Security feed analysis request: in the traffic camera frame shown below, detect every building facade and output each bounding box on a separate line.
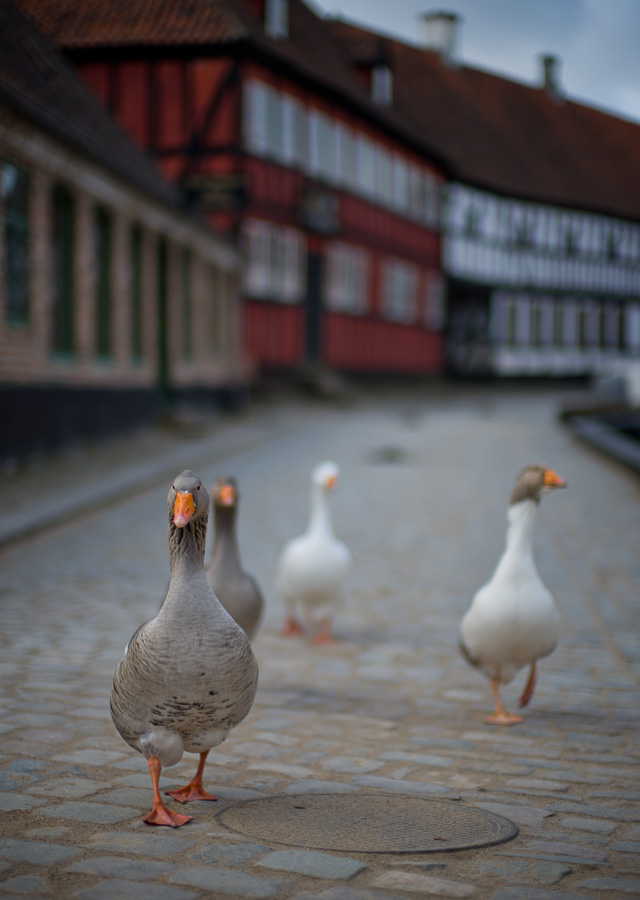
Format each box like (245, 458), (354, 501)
(331, 13), (640, 378)
(19, 0), (448, 378)
(0, 2), (246, 462)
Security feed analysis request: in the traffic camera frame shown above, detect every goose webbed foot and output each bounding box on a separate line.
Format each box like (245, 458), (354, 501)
(145, 756), (192, 827)
(166, 750), (217, 804)
(485, 677), (523, 726)
(145, 803), (193, 827)
(310, 625), (338, 645)
(518, 662), (537, 708)
(281, 616), (304, 637)
(166, 784), (217, 804)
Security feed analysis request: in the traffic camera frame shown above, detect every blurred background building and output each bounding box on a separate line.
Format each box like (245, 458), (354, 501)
(3, 0), (640, 459)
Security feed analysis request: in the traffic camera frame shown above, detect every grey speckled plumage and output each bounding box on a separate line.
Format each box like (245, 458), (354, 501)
(205, 477), (264, 641)
(110, 470), (258, 825)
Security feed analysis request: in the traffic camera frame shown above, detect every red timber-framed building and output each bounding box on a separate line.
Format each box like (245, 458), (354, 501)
(19, 0), (448, 378)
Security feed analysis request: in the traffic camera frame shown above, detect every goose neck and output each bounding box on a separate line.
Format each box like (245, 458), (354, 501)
(168, 513), (208, 575)
(211, 504), (241, 568)
(308, 483), (333, 538)
(502, 499), (538, 566)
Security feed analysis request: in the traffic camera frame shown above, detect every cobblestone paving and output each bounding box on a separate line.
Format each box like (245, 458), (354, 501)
(0, 386), (639, 899)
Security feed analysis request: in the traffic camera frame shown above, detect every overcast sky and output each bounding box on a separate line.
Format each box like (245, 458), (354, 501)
(317, 0), (640, 123)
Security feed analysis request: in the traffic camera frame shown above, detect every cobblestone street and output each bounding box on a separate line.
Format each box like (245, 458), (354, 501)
(0, 385), (639, 900)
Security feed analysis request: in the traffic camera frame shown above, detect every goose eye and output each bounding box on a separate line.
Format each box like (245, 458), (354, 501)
(172, 484), (176, 491)
(197, 485), (201, 491)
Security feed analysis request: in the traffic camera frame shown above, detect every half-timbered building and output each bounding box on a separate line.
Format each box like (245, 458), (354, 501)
(331, 13), (640, 378)
(18, 0), (448, 377)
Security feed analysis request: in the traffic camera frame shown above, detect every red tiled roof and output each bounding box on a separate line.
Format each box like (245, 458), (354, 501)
(330, 19), (640, 222)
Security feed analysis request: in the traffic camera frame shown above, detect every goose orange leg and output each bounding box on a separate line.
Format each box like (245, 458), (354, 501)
(144, 757), (192, 827)
(166, 750), (217, 803)
(519, 662), (538, 708)
(281, 615), (303, 637)
(484, 677), (523, 726)
(311, 622), (338, 645)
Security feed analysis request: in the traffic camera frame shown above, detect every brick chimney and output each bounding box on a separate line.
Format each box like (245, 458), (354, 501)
(422, 10), (460, 63)
(540, 54), (561, 96)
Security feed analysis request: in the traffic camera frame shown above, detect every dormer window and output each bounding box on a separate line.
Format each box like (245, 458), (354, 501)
(372, 64), (393, 105)
(265, 0), (288, 39)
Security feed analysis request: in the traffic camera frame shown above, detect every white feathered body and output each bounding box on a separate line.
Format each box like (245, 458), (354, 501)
(276, 465), (352, 631)
(460, 500), (560, 685)
(277, 530), (351, 628)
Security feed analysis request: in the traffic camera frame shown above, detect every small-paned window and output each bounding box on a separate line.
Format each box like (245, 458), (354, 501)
(381, 258), (418, 323)
(372, 65), (393, 105)
(2, 161), (30, 324)
(324, 242), (369, 315)
(51, 184), (75, 356)
(243, 80), (268, 155)
(266, 85), (283, 160)
(392, 156), (409, 215)
(243, 219), (305, 303)
(424, 272), (445, 330)
(130, 224), (144, 362)
(376, 147), (393, 207)
(336, 123), (356, 188)
(356, 135), (376, 199)
(265, 0), (288, 39)
(95, 205), (113, 358)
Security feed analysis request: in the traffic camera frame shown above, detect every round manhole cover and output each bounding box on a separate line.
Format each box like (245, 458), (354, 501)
(217, 793), (518, 854)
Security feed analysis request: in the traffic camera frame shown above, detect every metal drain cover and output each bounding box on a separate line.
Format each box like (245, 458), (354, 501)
(217, 793), (518, 854)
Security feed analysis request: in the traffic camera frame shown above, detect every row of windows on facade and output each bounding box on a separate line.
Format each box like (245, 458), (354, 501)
(447, 238), (639, 299)
(1, 159), (224, 362)
(450, 186), (640, 262)
(242, 218), (445, 330)
(243, 80), (440, 227)
(491, 293), (640, 351)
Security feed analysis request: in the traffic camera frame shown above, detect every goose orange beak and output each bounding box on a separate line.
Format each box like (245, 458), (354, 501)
(326, 475), (338, 490)
(174, 491), (195, 527)
(219, 484), (235, 505)
(543, 469), (566, 489)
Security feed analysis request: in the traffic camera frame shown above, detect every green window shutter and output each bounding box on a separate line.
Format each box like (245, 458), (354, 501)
(51, 184), (75, 355)
(2, 161), (30, 324)
(130, 224), (144, 362)
(95, 206), (112, 358)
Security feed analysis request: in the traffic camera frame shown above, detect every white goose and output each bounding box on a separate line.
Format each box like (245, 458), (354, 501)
(276, 461), (352, 644)
(110, 470), (258, 826)
(459, 465), (566, 725)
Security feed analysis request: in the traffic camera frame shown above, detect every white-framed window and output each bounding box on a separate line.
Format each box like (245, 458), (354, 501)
(336, 122), (356, 188)
(423, 271), (445, 330)
(356, 134), (376, 199)
(265, 85), (282, 160)
(408, 164), (423, 221)
(424, 172), (439, 226)
(281, 94), (296, 164)
(243, 79), (268, 155)
(381, 258), (418, 323)
(536, 297), (555, 345)
(603, 303), (621, 347)
(392, 155), (409, 215)
(624, 303), (640, 350)
(376, 146), (393, 207)
(562, 299), (579, 346)
(282, 94), (307, 168)
(243, 219), (306, 303)
(324, 242), (369, 315)
(372, 64), (393, 105)
(514, 296), (531, 345)
(492, 292), (512, 344)
(265, 0), (288, 39)
(318, 112), (336, 182)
